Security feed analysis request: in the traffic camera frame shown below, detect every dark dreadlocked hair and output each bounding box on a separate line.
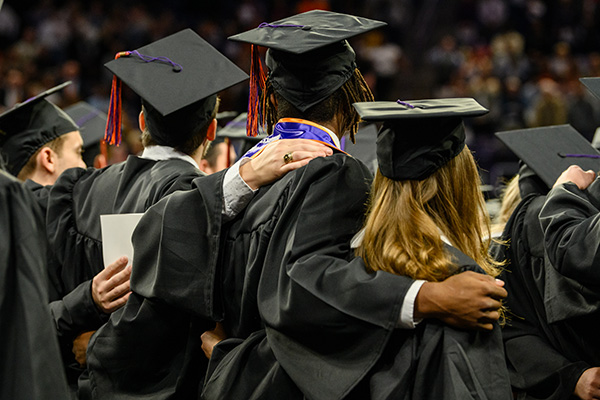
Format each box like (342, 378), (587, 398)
(261, 68), (374, 143)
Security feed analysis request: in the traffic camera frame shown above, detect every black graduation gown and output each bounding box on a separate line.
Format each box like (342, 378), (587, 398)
(83, 171), (224, 400)
(45, 155), (203, 386)
(202, 247), (511, 400)
(496, 193), (600, 399)
(0, 172), (70, 399)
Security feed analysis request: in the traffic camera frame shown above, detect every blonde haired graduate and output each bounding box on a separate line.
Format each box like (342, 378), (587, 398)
(353, 98), (511, 400)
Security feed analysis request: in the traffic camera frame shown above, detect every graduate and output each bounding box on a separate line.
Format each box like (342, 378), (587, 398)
(76, 29), (333, 399)
(0, 81), (86, 186)
(0, 159), (70, 399)
(351, 99), (511, 399)
(494, 122), (600, 399)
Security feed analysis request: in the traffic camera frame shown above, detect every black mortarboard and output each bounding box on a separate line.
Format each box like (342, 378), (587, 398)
(229, 10), (385, 135)
(216, 112), (266, 163)
(64, 101), (106, 148)
(0, 82), (79, 177)
(353, 98), (489, 180)
(104, 28), (248, 147)
(580, 77), (600, 102)
(65, 101), (107, 167)
(495, 124), (600, 188)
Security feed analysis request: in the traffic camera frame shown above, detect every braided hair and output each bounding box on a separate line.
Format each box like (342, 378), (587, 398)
(262, 68), (374, 143)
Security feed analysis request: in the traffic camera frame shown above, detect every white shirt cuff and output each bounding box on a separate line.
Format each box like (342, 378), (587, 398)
(398, 280), (426, 329)
(222, 159), (257, 220)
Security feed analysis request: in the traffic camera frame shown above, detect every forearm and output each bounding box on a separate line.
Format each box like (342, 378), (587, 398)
(50, 280), (107, 341)
(540, 181), (600, 283)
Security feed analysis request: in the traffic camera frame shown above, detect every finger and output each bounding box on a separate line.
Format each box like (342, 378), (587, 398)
(486, 285), (508, 300)
(281, 158), (311, 173)
(476, 322), (494, 331)
(494, 278), (505, 287)
(284, 149), (331, 163)
(101, 256), (129, 279)
(106, 291), (131, 313)
(106, 264), (133, 289)
(107, 279), (131, 302)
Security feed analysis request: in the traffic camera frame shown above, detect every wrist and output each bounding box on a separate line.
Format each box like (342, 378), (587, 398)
(414, 281), (443, 319)
(239, 160), (260, 190)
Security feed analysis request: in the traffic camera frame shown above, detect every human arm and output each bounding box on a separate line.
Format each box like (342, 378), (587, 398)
(222, 139), (333, 220)
(540, 166), (600, 283)
(414, 272), (506, 331)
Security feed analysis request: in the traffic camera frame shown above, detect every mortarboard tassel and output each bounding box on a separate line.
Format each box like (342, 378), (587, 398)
(247, 44), (267, 137)
(105, 51), (130, 146)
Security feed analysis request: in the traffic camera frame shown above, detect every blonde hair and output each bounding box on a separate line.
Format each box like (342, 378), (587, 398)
(356, 146), (500, 281)
(491, 174), (521, 236)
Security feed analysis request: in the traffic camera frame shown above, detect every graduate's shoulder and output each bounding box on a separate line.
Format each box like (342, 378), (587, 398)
(297, 152), (373, 184)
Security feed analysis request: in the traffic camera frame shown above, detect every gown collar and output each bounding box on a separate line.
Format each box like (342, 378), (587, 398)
(141, 145), (199, 169)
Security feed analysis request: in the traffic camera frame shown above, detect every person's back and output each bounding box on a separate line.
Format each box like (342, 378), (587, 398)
(351, 99), (510, 399)
(0, 170), (70, 400)
(43, 29), (249, 393)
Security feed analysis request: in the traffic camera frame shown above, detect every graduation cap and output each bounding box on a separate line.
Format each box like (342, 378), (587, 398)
(495, 124), (600, 188)
(216, 112), (266, 164)
(229, 10), (386, 136)
(580, 77), (600, 102)
(352, 98), (489, 180)
(104, 28), (248, 147)
(64, 101), (107, 167)
(0, 81), (79, 177)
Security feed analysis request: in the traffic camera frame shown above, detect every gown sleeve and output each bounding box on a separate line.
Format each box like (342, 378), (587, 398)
(539, 179), (600, 284)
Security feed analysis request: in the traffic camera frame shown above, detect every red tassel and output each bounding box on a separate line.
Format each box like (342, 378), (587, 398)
(246, 45), (267, 137)
(104, 51), (130, 146)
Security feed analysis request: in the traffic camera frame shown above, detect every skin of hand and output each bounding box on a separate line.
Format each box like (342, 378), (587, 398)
(239, 139), (334, 190)
(201, 322), (227, 360)
(575, 368), (600, 400)
(92, 256), (132, 314)
(414, 271), (508, 331)
(72, 330), (95, 367)
(553, 165), (596, 190)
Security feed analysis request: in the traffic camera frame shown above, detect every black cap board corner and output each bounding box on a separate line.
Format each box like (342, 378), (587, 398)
(495, 124), (600, 188)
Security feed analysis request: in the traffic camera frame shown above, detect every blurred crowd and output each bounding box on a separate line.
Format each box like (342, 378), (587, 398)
(1, 0), (600, 187)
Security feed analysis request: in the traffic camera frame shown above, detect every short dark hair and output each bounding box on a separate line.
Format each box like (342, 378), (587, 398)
(141, 97), (220, 156)
(262, 68), (374, 142)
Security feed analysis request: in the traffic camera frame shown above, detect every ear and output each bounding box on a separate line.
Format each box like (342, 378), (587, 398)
(206, 118), (217, 142)
(138, 110), (146, 132)
(198, 158), (212, 174)
(36, 147), (56, 174)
